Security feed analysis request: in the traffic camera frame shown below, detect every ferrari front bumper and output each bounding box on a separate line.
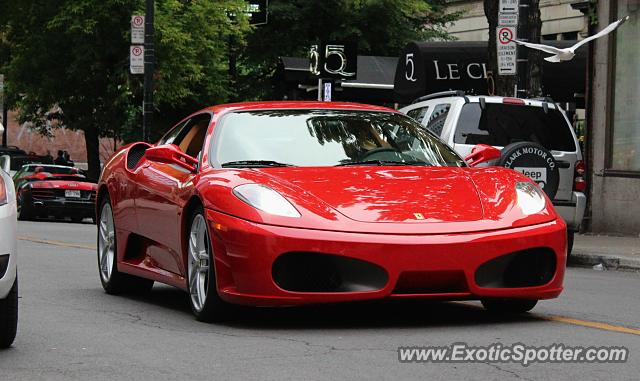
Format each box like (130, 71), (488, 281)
(205, 209), (566, 307)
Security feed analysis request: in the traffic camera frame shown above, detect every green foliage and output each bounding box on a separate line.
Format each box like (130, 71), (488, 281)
(237, 0), (459, 100)
(0, 0), (458, 176)
(0, 0), (249, 176)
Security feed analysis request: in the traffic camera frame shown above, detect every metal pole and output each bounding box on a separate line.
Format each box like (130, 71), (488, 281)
(143, 0), (155, 143)
(517, 0), (530, 98)
(1, 102), (6, 148)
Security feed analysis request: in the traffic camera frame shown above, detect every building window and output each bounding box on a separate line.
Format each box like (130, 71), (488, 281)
(610, 5), (640, 171)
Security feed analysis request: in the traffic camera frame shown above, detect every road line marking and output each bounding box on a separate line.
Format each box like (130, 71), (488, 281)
(18, 235), (95, 251)
(539, 315), (640, 336)
(456, 301), (640, 336)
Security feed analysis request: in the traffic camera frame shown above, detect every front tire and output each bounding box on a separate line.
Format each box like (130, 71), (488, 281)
(0, 279), (18, 349)
(186, 207), (233, 322)
(567, 230), (575, 257)
(98, 196), (153, 294)
(481, 298), (538, 314)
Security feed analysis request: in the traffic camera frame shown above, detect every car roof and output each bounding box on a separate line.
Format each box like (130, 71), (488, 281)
(412, 95), (560, 109)
(198, 101), (398, 115)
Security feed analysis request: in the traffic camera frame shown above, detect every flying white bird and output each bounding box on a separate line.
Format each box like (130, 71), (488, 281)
(514, 16), (630, 63)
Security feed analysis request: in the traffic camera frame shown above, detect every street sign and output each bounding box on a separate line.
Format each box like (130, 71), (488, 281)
(247, 0), (268, 25)
(497, 27), (517, 75)
(0, 74), (4, 94)
(323, 82), (332, 102)
(131, 15), (145, 44)
(498, 12), (518, 27)
(499, 0), (519, 13)
(130, 45), (144, 74)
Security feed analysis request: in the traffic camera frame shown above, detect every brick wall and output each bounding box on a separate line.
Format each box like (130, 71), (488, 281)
(3, 111), (120, 166)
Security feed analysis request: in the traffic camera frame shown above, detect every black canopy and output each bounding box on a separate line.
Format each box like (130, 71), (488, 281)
(394, 41), (586, 104)
(277, 56), (397, 104)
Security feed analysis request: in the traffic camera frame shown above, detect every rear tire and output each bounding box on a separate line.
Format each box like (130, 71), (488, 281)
(17, 196), (33, 221)
(0, 279), (18, 349)
(186, 206), (234, 322)
(481, 298), (538, 314)
(98, 195), (153, 295)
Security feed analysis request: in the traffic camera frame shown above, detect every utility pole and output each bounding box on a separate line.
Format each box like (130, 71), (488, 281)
(0, 74), (6, 147)
(143, 0), (155, 143)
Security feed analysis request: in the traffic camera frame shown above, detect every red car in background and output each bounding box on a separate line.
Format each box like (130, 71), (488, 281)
(97, 101), (566, 322)
(15, 164), (97, 223)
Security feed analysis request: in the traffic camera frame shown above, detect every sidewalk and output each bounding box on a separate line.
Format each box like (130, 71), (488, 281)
(570, 234), (640, 272)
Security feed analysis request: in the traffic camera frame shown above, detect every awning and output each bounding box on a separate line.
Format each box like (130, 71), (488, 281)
(394, 41), (586, 104)
(277, 56), (397, 103)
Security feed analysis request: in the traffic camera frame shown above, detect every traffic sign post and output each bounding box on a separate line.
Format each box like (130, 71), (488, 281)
(497, 0), (519, 78)
(131, 15), (145, 44)
(497, 26), (517, 75)
(130, 45), (145, 74)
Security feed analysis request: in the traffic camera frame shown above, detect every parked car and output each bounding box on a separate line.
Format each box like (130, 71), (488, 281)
(0, 162), (18, 348)
(400, 91), (585, 255)
(13, 164), (87, 190)
(15, 166), (97, 223)
(97, 101), (566, 322)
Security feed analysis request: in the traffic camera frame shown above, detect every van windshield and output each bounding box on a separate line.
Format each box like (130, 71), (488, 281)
(454, 103), (576, 151)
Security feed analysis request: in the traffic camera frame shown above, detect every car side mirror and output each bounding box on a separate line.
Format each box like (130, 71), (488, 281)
(464, 144), (501, 167)
(0, 155), (9, 174)
(145, 144), (198, 172)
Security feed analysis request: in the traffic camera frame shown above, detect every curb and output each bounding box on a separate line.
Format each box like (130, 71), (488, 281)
(569, 252), (640, 272)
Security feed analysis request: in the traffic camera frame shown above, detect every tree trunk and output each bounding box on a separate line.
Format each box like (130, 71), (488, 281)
(526, 0), (543, 97)
(484, 0), (517, 96)
(83, 125), (101, 181)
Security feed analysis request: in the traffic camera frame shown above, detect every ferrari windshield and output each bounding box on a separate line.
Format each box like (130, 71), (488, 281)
(212, 110), (465, 167)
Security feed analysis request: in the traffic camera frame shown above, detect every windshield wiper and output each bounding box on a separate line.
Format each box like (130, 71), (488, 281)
(336, 160), (429, 167)
(221, 160), (296, 168)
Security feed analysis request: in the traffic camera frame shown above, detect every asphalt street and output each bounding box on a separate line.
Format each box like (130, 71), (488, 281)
(1, 220), (639, 380)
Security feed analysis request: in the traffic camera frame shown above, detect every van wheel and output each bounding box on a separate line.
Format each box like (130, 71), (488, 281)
(567, 230), (575, 257)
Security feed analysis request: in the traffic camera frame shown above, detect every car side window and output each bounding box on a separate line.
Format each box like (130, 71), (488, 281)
(173, 114), (212, 158)
(158, 120), (190, 146)
(425, 103), (451, 137)
(406, 106), (430, 124)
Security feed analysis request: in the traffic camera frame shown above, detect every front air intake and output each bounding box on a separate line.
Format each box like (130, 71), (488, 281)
(272, 252), (388, 293)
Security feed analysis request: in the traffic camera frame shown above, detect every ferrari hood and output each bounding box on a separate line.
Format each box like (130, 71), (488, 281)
(257, 167), (484, 223)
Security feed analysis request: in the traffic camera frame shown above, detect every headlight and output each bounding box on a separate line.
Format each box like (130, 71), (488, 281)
(233, 184), (301, 218)
(0, 175), (7, 206)
(515, 182), (546, 215)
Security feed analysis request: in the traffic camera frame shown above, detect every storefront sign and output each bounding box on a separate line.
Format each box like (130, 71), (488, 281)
(393, 41), (585, 104)
(309, 43), (357, 79)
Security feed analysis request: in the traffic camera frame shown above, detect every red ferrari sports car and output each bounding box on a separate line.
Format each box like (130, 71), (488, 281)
(97, 101), (566, 322)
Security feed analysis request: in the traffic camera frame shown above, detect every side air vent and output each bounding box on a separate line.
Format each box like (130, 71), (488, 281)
(127, 144), (149, 170)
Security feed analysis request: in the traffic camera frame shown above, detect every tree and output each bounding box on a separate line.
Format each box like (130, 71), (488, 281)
(0, 0), (249, 179)
(484, 0), (543, 97)
(237, 0), (459, 100)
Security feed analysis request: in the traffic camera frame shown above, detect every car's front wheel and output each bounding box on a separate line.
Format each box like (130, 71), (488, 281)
(0, 278), (18, 349)
(186, 207), (234, 322)
(481, 298), (538, 314)
(98, 196), (153, 294)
